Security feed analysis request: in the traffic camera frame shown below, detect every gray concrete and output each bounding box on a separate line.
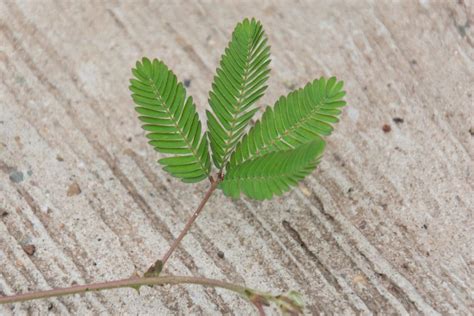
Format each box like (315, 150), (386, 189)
(0, 0), (472, 314)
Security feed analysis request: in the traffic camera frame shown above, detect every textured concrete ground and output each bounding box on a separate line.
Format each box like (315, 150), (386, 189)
(0, 0), (473, 315)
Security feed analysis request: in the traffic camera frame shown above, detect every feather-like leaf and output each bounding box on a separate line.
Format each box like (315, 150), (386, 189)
(230, 77), (346, 167)
(130, 58), (211, 183)
(207, 18), (271, 170)
(221, 140), (325, 200)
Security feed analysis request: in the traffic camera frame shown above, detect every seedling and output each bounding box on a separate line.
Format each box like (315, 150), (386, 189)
(0, 18), (346, 315)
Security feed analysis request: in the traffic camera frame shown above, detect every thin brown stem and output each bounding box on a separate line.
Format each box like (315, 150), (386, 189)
(255, 303), (267, 316)
(0, 275), (246, 305)
(159, 177), (221, 267)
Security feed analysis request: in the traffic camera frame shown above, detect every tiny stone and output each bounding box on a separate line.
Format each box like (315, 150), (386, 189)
(469, 127), (474, 136)
(217, 251), (225, 259)
(382, 124), (391, 133)
(9, 170), (24, 183)
(48, 303), (54, 311)
(393, 117), (404, 124)
(56, 155), (64, 162)
(184, 79), (191, 88)
(1, 211), (8, 217)
(67, 182), (82, 196)
(22, 244), (36, 256)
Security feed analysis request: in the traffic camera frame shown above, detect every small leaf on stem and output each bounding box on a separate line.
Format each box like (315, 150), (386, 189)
(129, 284), (141, 294)
(144, 259), (163, 278)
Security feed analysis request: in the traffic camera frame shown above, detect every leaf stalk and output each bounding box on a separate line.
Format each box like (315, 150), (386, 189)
(157, 176), (221, 268)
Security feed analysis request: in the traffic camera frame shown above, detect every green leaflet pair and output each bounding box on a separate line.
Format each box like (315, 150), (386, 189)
(129, 18), (346, 200)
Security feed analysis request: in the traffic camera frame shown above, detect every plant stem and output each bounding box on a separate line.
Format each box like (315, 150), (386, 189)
(159, 177), (221, 267)
(0, 275), (247, 305)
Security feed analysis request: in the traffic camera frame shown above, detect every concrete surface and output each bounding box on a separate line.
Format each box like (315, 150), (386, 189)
(0, 0), (473, 315)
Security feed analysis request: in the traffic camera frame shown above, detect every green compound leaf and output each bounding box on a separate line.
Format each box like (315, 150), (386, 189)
(130, 58), (211, 183)
(220, 140), (325, 200)
(229, 77), (346, 168)
(207, 18), (271, 170)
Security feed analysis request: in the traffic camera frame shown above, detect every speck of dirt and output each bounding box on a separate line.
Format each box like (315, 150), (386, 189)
(382, 124), (392, 133)
(217, 251), (225, 259)
(387, 83), (392, 88)
(422, 224), (428, 229)
(14, 136), (23, 149)
(184, 79), (191, 88)
(127, 137), (132, 142)
(362, 86), (368, 91)
(48, 303), (54, 311)
(393, 117), (404, 124)
(56, 155), (64, 162)
(469, 127), (474, 136)
(284, 81), (296, 90)
(67, 182), (82, 196)
(22, 244), (36, 256)
(9, 170), (24, 183)
(1, 211), (8, 217)
(457, 21), (470, 38)
(410, 59), (417, 65)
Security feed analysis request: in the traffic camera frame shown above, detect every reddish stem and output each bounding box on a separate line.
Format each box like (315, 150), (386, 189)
(159, 177), (221, 267)
(0, 275), (246, 305)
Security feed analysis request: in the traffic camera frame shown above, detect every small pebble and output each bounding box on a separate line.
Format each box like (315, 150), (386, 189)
(382, 124), (391, 133)
(22, 244), (36, 256)
(9, 170), (24, 183)
(217, 251), (225, 259)
(67, 182), (82, 196)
